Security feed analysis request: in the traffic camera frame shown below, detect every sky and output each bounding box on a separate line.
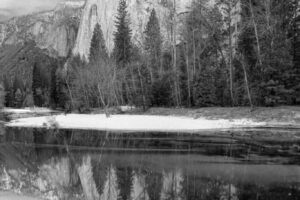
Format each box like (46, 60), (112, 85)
(0, 0), (62, 21)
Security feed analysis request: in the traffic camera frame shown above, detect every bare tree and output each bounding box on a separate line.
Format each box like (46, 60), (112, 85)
(249, 0), (263, 67)
(239, 53), (253, 108)
(218, 0), (239, 105)
(70, 59), (122, 115)
(0, 83), (5, 109)
(172, 0), (181, 107)
(185, 42), (192, 107)
(228, 0), (235, 105)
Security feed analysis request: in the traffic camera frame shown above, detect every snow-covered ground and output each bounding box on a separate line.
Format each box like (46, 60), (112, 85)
(6, 114), (267, 132)
(0, 191), (41, 200)
(2, 107), (53, 114)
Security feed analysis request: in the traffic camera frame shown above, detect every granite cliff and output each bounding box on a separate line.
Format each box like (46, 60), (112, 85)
(0, 1), (84, 57)
(0, 0), (192, 60)
(73, 0), (192, 60)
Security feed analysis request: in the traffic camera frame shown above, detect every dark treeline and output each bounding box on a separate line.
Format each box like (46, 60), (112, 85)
(1, 0), (299, 110)
(0, 41), (65, 109)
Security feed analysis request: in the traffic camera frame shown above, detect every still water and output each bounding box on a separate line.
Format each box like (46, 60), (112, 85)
(0, 124), (299, 199)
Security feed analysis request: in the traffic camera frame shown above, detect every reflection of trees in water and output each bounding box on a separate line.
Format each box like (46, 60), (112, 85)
(39, 156), (80, 199)
(6, 128), (66, 163)
(117, 166), (133, 200)
(6, 128), (35, 144)
(34, 129), (61, 162)
(40, 157), (76, 188)
(145, 170), (163, 200)
(160, 169), (185, 200)
(77, 155), (100, 200)
(237, 183), (300, 200)
(183, 175), (240, 200)
(92, 158), (107, 196)
(220, 184), (238, 200)
(130, 170), (149, 200)
(67, 130), (106, 147)
(100, 165), (120, 200)
(2, 127), (300, 200)
(0, 122), (5, 141)
(4, 128), (37, 165)
(0, 149), (299, 200)
(11, 128), (79, 165)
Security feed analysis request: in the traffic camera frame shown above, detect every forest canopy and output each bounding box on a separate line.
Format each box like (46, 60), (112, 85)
(1, 0), (299, 111)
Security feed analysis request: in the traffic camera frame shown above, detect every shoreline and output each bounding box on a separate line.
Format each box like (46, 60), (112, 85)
(2, 106), (300, 132)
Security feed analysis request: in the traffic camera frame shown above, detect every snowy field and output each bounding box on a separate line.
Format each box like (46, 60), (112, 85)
(0, 191), (40, 200)
(2, 107), (53, 114)
(6, 114), (267, 132)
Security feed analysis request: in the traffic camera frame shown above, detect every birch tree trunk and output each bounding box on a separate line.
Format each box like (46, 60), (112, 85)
(249, 0), (263, 67)
(228, 0), (235, 106)
(185, 42), (192, 107)
(172, 0), (181, 107)
(192, 29), (196, 103)
(137, 64), (148, 110)
(240, 54), (253, 108)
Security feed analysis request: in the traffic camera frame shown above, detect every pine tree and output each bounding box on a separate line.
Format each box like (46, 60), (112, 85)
(178, 44), (188, 106)
(7, 88), (15, 107)
(117, 167), (132, 200)
(14, 88), (23, 108)
(3, 77), (13, 107)
(55, 68), (69, 109)
(50, 61), (58, 108)
(23, 88), (34, 107)
(237, 0), (297, 106)
(113, 0), (132, 68)
(12, 76), (23, 93)
(291, 0), (300, 104)
(0, 83), (5, 109)
(9, 76), (23, 107)
(89, 23), (108, 63)
(145, 172), (163, 200)
(144, 9), (162, 82)
(32, 63), (43, 107)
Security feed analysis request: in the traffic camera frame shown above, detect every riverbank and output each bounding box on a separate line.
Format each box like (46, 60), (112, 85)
(0, 192), (41, 200)
(1, 107), (300, 200)
(2, 107), (59, 121)
(144, 106), (300, 128)
(4, 106), (300, 132)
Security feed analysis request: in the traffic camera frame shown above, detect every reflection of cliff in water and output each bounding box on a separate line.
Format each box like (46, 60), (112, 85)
(4, 127), (300, 164)
(0, 127), (300, 199)
(0, 150), (299, 200)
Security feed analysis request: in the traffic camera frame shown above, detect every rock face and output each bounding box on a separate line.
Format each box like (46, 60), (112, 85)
(0, 0), (192, 60)
(0, 41), (60, 97)
(73, 0), (104, 60)
(0, 1), (84, 57)
(73, 0), (192, 60)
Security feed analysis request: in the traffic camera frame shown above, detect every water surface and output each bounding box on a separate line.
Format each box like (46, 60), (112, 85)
(0, 122), (299, 200)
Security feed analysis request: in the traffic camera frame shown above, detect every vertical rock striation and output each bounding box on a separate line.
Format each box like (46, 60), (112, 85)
(0, 1), (84, 57)
(73, 0), (192, 61)
(0, 0), (193, 60)
(73, 0), (117, 60)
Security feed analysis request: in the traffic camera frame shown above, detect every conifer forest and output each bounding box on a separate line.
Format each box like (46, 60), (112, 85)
(0, 0), (299, 111)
